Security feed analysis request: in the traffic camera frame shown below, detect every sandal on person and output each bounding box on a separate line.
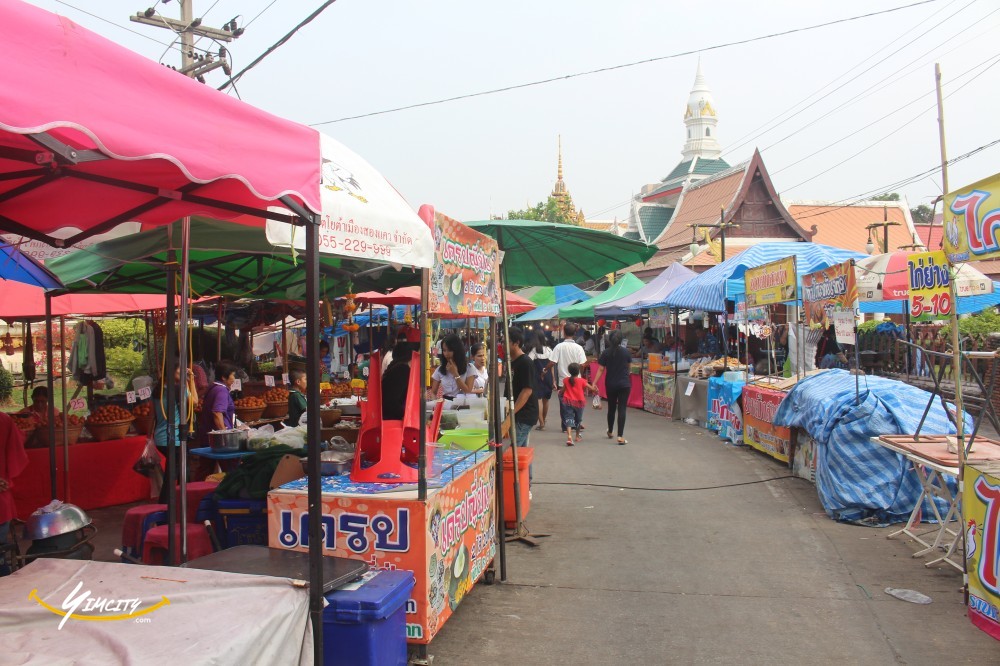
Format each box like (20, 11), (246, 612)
(617, 437), (627, 445)
(575, 434), (583, 442)
(606, 431), (613, 439)
(535, 425), (544, 431)
(566, 438), (574, 446)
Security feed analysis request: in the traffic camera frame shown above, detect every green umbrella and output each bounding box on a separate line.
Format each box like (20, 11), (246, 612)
(558, 273), (646, 319)
(48, 218), (417, 298)
(465, 220), (657, 287)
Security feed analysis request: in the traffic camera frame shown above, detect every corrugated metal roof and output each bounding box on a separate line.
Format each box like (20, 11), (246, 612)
(786, 201), (915, 254)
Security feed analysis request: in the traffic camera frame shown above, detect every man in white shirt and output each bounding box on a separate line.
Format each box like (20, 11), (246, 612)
(546, 323), (587, 433)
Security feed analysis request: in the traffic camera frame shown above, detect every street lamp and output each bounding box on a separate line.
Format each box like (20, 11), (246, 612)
(866, 234), (876, 255)
(865, 205), (900, 254)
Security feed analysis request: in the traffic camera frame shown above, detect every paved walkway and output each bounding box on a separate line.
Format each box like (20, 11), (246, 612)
(430, 404), (998, 664)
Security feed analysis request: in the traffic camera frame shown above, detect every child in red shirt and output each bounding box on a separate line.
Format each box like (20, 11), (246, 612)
(562, 363), (595, 446)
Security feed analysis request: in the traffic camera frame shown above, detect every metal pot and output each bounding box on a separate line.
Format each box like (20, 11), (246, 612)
(302, 451), (355, 476)
(209, 428), (249, 451)
(24, 502), (92, 540)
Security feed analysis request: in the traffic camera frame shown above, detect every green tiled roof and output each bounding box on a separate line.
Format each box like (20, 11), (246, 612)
(622, 230), (641, 241)
(663, 160), (693, 182)
(691, 157), (730, 176)
(638, 206), (674, 243)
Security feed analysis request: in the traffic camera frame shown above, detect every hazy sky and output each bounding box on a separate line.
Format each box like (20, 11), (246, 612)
(31, 0), (1000, 229)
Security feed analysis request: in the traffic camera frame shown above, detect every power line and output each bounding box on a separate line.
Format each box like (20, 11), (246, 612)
(245, 0), (280, 28)
(723, 0), (976, 158)
(53, 0), (176, 48)
(217, 0), (337, 92)
(309, 0), (943, 126)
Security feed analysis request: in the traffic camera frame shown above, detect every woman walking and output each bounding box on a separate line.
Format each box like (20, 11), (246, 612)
(591, 330), (632, 445)
(528, 331), (555, 430)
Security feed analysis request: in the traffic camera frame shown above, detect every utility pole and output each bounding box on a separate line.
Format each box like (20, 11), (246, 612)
(130, 1), (242, 81)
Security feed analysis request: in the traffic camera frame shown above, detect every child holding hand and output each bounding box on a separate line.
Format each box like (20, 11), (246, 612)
(562, 363), (595, 446)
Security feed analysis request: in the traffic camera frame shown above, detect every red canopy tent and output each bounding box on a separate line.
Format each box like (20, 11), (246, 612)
(0, 2), (332, 654)
(356, 285), (535, 314)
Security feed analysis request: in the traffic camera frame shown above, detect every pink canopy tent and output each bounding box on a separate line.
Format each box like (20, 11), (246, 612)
(0, 0), (321, 248)
(0, 281), (205, 320)
(356, 285), (535, 314)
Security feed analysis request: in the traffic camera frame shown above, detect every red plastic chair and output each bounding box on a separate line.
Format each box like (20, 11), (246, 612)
(141, 523), (215, 565)
(351, 351), (437, 483)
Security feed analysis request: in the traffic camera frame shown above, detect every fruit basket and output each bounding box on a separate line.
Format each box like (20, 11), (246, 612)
(234, 396), (266, 423)
(261, 388), (290, 419)
(33, 414), (86, 448)
(131, 402), (155, 436)
(86, 405), (136, 441)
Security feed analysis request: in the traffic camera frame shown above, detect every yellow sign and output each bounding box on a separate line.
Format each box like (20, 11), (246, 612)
(907, 250), (952, 320)
(943, 171), (1000, 263)
(964, 462), (1000, 641)
(744, 256), (797, 307)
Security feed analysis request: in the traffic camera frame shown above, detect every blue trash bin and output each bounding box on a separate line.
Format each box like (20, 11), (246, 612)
(322, 570), (416, 666)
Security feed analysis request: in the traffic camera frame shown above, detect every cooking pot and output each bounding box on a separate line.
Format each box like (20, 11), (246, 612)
(209, 428), (248, 451)
(24, 501), (92, 540)
(302, 450), (355, 476)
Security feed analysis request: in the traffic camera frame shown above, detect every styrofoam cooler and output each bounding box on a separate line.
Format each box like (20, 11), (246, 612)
(323, 570), (416, 666)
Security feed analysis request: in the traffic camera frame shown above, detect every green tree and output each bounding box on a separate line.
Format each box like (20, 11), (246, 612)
(507, 194), (584, 225)
(910, 204), (934, 224)
(97, 318), (145, 349)
(870, 193), (900, 202)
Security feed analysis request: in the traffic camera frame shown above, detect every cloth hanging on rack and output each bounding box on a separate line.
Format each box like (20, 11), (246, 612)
(67, 321), (106, 385)
(89, 321), (106, 379)
(21, 323), (34, 383)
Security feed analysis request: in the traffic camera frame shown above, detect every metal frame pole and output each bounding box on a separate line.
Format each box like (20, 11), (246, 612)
(165, 242), (178, 565)
(59, 317), (69, 501)
(418, 269), (429, 501)
(178, 216), (192, 562)
(45, 293), (56, 500)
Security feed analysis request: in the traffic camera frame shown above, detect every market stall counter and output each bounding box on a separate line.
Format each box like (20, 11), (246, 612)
(588, 360), (643, 410)
(742, 383), (793, 463)
(268, 447), (495, 646)
(13, 436), (149, 519)
(674, 376), (709, 424)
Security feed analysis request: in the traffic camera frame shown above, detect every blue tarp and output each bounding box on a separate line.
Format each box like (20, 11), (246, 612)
(666, 242), (865, 312)
(0, 241), (62, 289)
(857, 281), (1000, 315)
(773, 370), (967, 525)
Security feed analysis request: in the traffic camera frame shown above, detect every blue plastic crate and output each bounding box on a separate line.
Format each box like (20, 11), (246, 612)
(323, 570), (415, 666)
(214, 499), (267, 549)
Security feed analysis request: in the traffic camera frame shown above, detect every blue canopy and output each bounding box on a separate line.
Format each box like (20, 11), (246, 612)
(0, 242), (62, 289)
(595, 263), (696, 316)
(665, 242), (866, 312)
(857, 282), (1000, 315)
(514, 301), (579, 323)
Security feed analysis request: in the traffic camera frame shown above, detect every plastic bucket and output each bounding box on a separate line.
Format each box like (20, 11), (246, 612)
(439, 429), (489, 451)
(323, 571), (415, 666)
(502, 447), (533, 527)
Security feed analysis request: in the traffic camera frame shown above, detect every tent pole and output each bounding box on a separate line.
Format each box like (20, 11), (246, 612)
(303, 213), (324, 665)
(165, 243), (178, 566)
(489, 316), (507, 580)
(418, 269), (429, 501)
(178, 216), (192, 563)
(45, 293), (56, 500)
(217, 299), (223, 364)
(60, 317), (69, 502)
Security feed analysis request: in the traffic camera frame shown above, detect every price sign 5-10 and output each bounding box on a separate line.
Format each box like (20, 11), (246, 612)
(910, 292), (952, 318)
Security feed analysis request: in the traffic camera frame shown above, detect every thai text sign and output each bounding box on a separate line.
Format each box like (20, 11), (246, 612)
(908, 250), (952, 320)
(943, 171), (1000, 263)
(964, 463), (1000, 641)
(802, 261), (858, 329)
(744, 256), (797, 307)
(429, 213), (501, 317)
(268, 455), (496, 644)
(743, 385), (792, 463)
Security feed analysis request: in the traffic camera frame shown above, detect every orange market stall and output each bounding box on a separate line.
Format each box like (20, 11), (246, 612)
(268, 209), (505, 648)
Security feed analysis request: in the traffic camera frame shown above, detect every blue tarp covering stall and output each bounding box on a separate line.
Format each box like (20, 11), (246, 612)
(774, 370), (967, 525)
(514, 302), (579, 323)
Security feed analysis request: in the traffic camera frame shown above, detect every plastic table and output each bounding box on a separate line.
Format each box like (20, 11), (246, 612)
(189, 446), (255, 474)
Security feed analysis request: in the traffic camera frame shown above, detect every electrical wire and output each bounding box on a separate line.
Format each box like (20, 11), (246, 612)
(245, 0), (279, 28)
(532, 476), (797, 492)
(53, 0), (180, 49)
(308, 0), (944, 126)
(218, 0), (337, 92)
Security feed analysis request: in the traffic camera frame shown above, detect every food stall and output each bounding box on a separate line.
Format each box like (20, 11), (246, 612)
(268, 213), (504, 648)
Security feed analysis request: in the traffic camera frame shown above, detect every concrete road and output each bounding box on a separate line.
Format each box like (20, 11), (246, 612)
(429, 405), (998, 664)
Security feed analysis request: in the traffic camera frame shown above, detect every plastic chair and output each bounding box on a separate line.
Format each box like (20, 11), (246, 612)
(141, 523), (215, 565)
(351, 351), (437, 483)
(120, 481), (219, 562)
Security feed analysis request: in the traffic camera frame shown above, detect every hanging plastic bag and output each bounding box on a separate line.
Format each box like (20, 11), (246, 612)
(133, 436), (163, 498)
(592, 394), (602, 410)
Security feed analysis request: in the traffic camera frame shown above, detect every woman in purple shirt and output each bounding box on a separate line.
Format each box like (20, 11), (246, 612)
(198, 360), (238, 444)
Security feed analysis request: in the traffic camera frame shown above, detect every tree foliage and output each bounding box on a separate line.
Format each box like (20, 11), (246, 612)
(869, 193), (936, 228)
(870, 192), (900, 202)
(507, 194), (585, 225)
(97, 318), (145, 349)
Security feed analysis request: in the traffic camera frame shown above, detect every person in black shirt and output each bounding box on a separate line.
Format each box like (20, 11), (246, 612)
(508, 328), (538, 479)
(815, 324), (847, 369)
(592, 330), (632, 445)
(381, 341), (413, 421)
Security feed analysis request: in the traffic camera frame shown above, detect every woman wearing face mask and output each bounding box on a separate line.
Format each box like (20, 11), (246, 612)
(427, 334), (475, 401)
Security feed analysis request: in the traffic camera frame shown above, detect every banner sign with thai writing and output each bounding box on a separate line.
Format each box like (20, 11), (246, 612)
(743, 385), (792, 463)
(802, 260), (858, 329)
(648, 306), (671, 329)
(268, 454), (495, 645)
(908, 250), (953, 321)
(943, 171), (1000, 263)
(964, 463), (1000, 641)
(429, 212), (502, 317)
(744, 256), (797, 307)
